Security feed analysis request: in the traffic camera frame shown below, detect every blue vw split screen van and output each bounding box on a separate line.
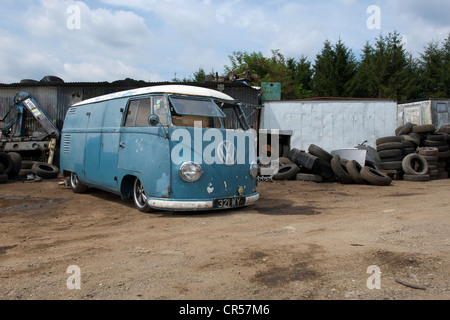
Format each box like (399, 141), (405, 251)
(60, 85), (259, 212)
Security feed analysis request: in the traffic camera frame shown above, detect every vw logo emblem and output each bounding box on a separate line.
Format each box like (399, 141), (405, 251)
(217, 140), (236, 166)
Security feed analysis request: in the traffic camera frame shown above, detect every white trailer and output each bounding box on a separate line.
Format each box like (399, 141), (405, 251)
(397, 99), (450, 128)
(260, 98), (397, 155)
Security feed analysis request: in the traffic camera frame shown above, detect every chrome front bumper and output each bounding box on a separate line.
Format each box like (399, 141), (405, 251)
(147, 193), (260, 211)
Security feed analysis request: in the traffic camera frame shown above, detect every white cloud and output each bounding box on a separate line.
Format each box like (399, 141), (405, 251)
(1, 0), (449, 84)
(0, 0), (157, 83)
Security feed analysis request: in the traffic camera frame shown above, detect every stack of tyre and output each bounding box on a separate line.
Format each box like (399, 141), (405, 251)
(393, 123), (450, 180)
(413, 147), (439, 180)
(422, 132), (449, 179)
(375, 136), (405, 171)
(0, 152), (60, 183)
(402, 152), (430, 182)
(438, 125), (450, 176)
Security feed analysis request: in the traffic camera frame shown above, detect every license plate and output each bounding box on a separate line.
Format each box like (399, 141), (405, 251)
(213, 197), (245, 209)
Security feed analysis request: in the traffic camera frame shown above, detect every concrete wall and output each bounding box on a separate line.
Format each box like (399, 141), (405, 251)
(261, 99), (397, 152)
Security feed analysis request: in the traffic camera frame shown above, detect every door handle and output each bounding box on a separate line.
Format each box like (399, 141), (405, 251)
(119, 142), (125, 148)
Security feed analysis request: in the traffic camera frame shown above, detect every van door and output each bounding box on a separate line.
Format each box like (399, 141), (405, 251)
(84, 99), (124, 191)
(118, 96), (171, 198)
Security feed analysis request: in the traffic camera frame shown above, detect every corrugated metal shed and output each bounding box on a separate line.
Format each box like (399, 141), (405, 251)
(0, 81), (261, 130)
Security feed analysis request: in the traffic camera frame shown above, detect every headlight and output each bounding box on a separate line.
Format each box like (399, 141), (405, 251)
(249, 161), (258, 179)
(179, 162), (203, 183)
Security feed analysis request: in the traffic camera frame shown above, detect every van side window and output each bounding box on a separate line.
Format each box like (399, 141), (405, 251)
(152, 96), (168, 125)
(124, 98), (151, 127)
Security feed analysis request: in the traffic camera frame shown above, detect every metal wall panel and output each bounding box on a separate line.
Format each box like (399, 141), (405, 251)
(261, 100), (398, 152)
(1, 82), (261, 132)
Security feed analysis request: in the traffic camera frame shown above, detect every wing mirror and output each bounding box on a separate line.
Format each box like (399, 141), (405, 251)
(148, 114), (160, 126)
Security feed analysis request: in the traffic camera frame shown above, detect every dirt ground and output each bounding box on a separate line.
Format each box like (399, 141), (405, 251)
(0, 176), (449, 301)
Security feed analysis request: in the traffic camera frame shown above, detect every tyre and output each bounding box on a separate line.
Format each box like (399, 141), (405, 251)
(376, 136), (402, 145)
(360, 166), (392, 186)
(380, 155), (404, 162)
(296, 173), (323, 183)
(7, 152), (22, 179)
(133, 178), (152, 213)
(412, 124), (436, 134)
(331, 155), (354, 184)
(0, 153), (13, 176)
(418, 147), (439, 156)
(289, 149), (317, 169)
(377, 142), (402, 151)
(438, 171), (448, 179)
(345, 160), (366, 184)
(32, 162), (60, 179)
(436, 145), (450, 152)
(403, 174), (430, 182)
(438, 125), (450, 134)
(430, 169), (439, 176)
(70, 172), (88, 193)
(402, 154), (429, 175)
(273, 163), (300, 180)
(278, 157), (294, 165)
(308, 144), (333, 163)
(424, 139), (447, 147)
(40, 75), (64, 83)
(426, 132), (447, 141)
(379, 161), (403, 170)
(406, 133), (422, 146)
(397, 122), (414, 136)
(439, 150), (450, 159)
(402, 147), (417, 156)
(21, 160), (38, 169)
(0, 162), (5, 174)
(0, 173), (8, 184)
(401, 140), (416, 148)
(378, 149), (402, 159)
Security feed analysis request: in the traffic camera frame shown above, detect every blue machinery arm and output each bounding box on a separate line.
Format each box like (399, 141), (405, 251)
(11, 92), (61, 139)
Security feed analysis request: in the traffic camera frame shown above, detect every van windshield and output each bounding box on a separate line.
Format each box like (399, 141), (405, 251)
(169, 96), (226, 118)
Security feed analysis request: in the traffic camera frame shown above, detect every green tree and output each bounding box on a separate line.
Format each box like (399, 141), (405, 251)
(373, 31), (420, 100)
(444, 35), (450, 97)
(419, 35), (450, 98)
(312, 39), (357, 97)
(348, 31), (420, 101)
(192, 67), (207, 83)
(287, 56), (313, 98)
(224, 50), (310, 99)
(347, 42), (377, 98)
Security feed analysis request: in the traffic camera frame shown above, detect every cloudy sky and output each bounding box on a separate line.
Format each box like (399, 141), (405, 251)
(0, 0), (449, 84)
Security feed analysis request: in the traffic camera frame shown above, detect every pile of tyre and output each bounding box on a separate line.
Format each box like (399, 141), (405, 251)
(270, 144), (392, 186)
(0, 152), (60, 184)
(388, 123), (450, 181)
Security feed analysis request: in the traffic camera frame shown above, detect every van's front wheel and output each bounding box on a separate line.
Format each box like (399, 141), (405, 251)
(133, 178), (152, 213)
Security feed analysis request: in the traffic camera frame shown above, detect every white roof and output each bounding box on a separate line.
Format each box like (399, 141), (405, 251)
(73, 84), (234, 106)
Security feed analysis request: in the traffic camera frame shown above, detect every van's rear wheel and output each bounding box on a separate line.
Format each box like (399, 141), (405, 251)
(133, 178), (152, 213)
(70, 172), (88, 193)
